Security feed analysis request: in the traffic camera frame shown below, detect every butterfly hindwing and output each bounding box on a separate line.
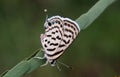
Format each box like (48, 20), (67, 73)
(55, 17), (80, 58)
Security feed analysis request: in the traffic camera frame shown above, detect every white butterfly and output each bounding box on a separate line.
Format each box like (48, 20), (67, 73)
(36, 16), (80, 67)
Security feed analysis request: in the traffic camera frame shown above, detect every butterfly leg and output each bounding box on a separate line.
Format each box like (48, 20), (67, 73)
(34, 48), (45, 59)
(34, 56), (45, 59)
(57, 61), (72, 69)
(34, 48), (49, 66)
(56, 62), (61, 71)
(34, 56), (49, 67)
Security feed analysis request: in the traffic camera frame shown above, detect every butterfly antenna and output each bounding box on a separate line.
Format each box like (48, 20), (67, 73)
(44, 9), (48, 22)
(57, 61), (72, 69)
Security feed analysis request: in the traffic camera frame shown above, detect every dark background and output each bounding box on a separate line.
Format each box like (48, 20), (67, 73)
(0, 0), (120, 77)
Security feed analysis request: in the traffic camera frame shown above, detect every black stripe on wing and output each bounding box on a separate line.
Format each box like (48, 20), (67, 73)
(47, 48), (56, 51)
(47, 50), (64, 57)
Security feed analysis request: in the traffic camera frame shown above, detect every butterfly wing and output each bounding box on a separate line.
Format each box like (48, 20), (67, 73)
(40, 16), (64, 63)
(40, 16), (80, 66)
(55, 17), (80, 59)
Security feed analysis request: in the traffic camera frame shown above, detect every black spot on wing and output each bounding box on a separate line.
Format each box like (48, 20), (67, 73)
(56, 36), (61, 40)
(52, 21), (55, 24)
(51, 37), (56, 40)
(44, 44), (47, 47)
(64, 34), (68, 38)
(47, 35), (52, 37)
(45, 39), (47, 42)
(52, 32), (55, 34)
(64, 34), (72, 39)
(56, 30), (58, 33)
(63, 39), (70, 44)
(69, 35), (72, 38)
(47, 41), (50, 44)
(55, 20), (61, 24)
(59, 44), (65, 47)
(66, 23), (76, 31)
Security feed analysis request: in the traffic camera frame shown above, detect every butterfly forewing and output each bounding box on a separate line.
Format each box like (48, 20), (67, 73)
(41, 16), (65, 63)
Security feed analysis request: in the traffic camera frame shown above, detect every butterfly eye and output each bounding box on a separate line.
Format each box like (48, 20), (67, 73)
(48, 22), (52, 26)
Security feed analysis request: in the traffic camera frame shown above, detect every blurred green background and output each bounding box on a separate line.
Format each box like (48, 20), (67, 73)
(0, 0), (120, 77)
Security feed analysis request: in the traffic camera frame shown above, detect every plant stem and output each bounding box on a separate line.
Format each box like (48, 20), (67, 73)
(76, 0), (116, 30)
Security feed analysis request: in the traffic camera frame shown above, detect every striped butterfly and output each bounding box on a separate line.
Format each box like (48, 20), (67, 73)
(36, 16), (80, 67)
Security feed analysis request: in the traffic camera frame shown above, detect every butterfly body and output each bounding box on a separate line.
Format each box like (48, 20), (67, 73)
(40, 16), (80, 66)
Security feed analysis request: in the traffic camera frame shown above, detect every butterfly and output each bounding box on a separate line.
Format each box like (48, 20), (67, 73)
(36, 15), (80, 67)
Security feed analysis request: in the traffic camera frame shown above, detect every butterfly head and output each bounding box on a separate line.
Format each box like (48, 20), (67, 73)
(44, 19), (54, 29)
(44, 16), (63, 30)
